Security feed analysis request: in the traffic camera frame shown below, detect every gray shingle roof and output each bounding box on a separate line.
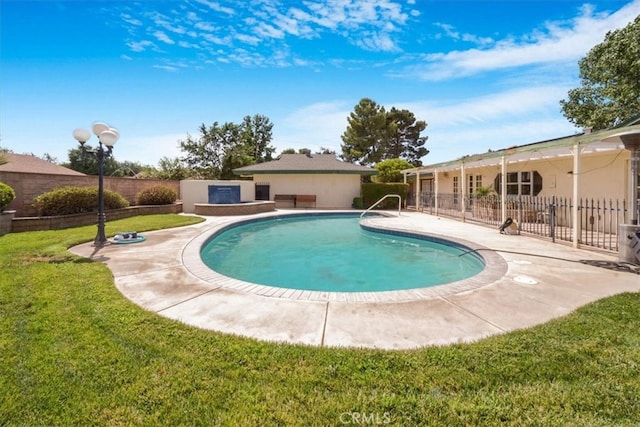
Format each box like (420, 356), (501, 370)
(0, 153), (86, 176)
(233, 154), (378, 175)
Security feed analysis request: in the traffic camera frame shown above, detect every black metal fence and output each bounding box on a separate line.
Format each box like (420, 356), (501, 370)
(411, 192), (637, 252)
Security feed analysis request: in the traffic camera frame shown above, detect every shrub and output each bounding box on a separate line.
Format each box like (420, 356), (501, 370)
(0, 182), (16, 211)
(33, 186), (129, 216)
(374, 158), (414, 183)
(361, 182), (409, 209)
(136, 185), (178, 206)
(352, 197), (364, 209)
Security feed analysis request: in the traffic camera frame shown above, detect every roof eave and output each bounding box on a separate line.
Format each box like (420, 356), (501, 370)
(233, 169), (378, 175)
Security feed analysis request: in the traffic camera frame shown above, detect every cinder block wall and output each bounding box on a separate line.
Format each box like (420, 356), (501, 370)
(0, 171), (180, 217)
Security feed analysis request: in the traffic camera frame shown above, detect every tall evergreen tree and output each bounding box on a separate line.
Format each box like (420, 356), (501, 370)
(340, 98), (429, 166)
(385, 107), (428, 166)
(340, 98), (387, 165)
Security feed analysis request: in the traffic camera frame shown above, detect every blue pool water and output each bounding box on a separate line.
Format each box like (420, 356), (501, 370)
(200, 214), (485, 292)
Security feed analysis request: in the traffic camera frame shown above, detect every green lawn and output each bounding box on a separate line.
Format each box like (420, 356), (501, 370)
(1, 214), (639, 426)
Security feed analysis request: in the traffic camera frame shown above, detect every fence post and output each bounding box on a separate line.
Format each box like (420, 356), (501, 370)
(550, 196), (556, 242)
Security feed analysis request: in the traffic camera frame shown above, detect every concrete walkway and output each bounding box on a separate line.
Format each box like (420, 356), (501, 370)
(69, 210), (640, 350)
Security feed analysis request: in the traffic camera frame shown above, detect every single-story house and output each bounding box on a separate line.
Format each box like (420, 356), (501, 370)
(401, 116), (640, 250)
(233, 153), (378, 209)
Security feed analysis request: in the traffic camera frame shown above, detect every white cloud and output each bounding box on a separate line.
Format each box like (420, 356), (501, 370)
(354, 30), (399, 52)
(201, 33), (232, 46)
(254, 22), (286, 39)
(118, 0), (421, 69)
(120, 13), (142, 26)
(433, 22), (494, 47)
(193, 0), (235, 16)
(127, 40), (155, 52)
(408, 0), (640, 81)
(152, 64), (179, 72)
(153, 30), (175, 45)
(194, 21), (216, 32)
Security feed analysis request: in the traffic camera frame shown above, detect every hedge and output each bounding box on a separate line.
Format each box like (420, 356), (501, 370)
(361, 182), (409, 209)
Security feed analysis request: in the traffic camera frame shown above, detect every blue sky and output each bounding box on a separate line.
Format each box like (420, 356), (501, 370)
(1, 0), (639, 168)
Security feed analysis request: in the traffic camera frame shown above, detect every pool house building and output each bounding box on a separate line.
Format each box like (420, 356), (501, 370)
(233, 153), (378, 209)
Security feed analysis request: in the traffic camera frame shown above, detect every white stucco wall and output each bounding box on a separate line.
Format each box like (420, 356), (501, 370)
(180, 180), (255, 213)
(258, 174), (362, 208)
(421, 151), (629, 201)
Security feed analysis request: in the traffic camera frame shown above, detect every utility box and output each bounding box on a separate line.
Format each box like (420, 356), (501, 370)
(618, 224), (640, 265)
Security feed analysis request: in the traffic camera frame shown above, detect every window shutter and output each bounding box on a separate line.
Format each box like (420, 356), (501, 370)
(533, 171), (542, 196)
(494, 174), (502, 195)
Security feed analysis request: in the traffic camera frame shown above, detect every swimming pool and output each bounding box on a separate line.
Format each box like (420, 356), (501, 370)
(200, 213), (485, 293)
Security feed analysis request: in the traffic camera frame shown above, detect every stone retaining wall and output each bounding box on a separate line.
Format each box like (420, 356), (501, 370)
(10, 203), (183, 233)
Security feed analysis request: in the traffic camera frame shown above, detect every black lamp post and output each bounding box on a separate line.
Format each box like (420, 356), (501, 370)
(72, 122), (120, 247)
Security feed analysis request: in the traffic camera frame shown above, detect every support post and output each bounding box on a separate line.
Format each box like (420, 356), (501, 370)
(572, 144), (581, 248)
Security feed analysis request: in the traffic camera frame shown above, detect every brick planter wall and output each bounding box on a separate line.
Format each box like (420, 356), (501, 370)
(194, 201), (275, 216)
(0, 210), (16, 236)
(10, 203), (183, 233)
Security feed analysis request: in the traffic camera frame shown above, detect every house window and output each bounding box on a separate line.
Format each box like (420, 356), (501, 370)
(495, 171), (542, 196)
(453, 176), (459, 205)
(468, 174), (482, 195)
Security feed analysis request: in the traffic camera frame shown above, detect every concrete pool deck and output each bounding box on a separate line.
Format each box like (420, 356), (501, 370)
(69, 210), (640, 350)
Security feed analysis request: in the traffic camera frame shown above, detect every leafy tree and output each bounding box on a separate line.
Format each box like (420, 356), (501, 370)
(318, 146), (336, 155)
(385, 107), (428, 166)
(560, 15), (640, 130)
(180, 122), (239, 179)
(141, 156), (193, 180)
(64, 145), (119, 175)
(279, 147), (336, 156)
(374, 158), (413, 182)
(340, 98), (429, 166)
(41, 153), (58, 164)
(110, 160), (147, 177)
(240, 114), (275, 163)
(179, 115), (276, 179)
(64, 148), (148, 177)
(220, 143), (254, 179)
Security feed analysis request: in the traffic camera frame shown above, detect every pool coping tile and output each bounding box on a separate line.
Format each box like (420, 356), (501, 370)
(69, 210), (640, 350)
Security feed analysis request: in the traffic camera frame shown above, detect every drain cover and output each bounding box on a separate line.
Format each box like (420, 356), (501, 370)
(514, 275), (538, 285)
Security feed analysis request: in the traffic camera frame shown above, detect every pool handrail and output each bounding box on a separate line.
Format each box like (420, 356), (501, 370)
(360, 194), (402, 219)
